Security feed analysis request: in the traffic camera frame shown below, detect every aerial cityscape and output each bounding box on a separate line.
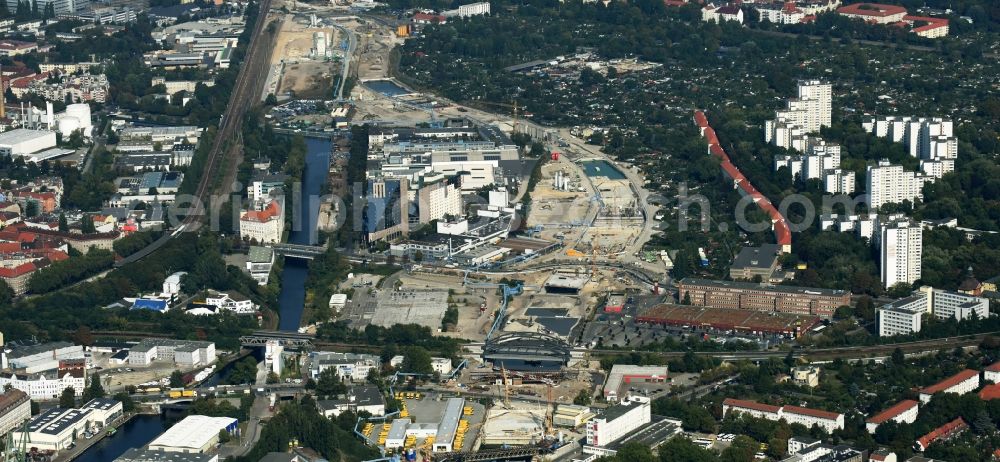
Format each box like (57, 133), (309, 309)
(0, 0), (996, 461)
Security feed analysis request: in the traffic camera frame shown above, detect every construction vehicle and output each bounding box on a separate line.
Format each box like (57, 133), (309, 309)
(168, 390), (182, 399)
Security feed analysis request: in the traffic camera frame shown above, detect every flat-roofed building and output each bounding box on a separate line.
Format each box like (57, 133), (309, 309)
(585, 396), (651, 448)
(603, 365), (668, 400)
(147, 415), (238, 453)
(114, 448), (219, 462)
(433, 398), (465, 453)
(677, 277), (850, 318)
(12, 407), (93, 451)
(79, 398), (123, 428)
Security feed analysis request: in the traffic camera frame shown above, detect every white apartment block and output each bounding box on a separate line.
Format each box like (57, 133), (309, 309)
(313, 352), (380, 382)
(723, 399), (844, 433)
(443, 1), (490, 17)
(585, 396), (651, 448)
(755, 3), (806, 24)
(918, 369), (979, 404)
(864, 116), (957, 161)
(823, 169), (855, 194)
(204, 291), (256, 314)
(417, 179), (462, 224)
(878, 295), (924, 337)
(765, 80), (832, 149)
(866, 160), (932, 210)
(866, 399), (919, 434)
(920, 159), (955, 179)
(879, 287), (989, 336)
(985, 362), (1000, 384)
(781, 405), (845, 434)
(879, 217), (922, 289)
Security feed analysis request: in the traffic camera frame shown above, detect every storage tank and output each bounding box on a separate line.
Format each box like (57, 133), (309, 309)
(57, 116), (81, 137)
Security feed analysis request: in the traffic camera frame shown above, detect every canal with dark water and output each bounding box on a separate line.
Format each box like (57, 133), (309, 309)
(72, 415), (167, 462)
(277, 137), (332, 331)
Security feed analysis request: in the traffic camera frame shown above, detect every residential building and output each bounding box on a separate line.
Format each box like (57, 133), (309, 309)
(918, 369), (980, 403)
(603, 365), (669, 400)
(878, 287), (989, 336)
(915, 418), (966, 452)
(0, 40), (38, 56)
(0, 389), (30, 439)
(248, 172), (287, 203)
(442, 1), (490, 17)
(127, 339), (216, 368)
(239, 199), (284, 244)
(0, 368), (85, 401)
(702, 4), (744, 23)
(879, 217), (922, 289)
(866, 160), (932, 210)
(791, 365), (821, 388)
(755, 2), (807, 24)
(865, 400), (919, 434)
(147, 415), (238, 453)
(984, 361), (1000, 384)
(417, 178), (462, 224)
(203, 290), (256, 314)
(864, 116), (957, 161)
(877, 295), (924, 337)
(837, 3), (907, 23)
(782, 406), (846, 434)
(823, 169), (856, 194)
(677, 278), (851, 318)
(585, 396), (651, 448)
(765, 80), (832, 149)
(723, 399), (844, 433)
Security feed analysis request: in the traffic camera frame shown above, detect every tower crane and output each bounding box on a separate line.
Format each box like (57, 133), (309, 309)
(475, 101), (523, 134)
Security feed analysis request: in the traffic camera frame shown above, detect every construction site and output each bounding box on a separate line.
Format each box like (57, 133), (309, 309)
(262, 13), (344, 100)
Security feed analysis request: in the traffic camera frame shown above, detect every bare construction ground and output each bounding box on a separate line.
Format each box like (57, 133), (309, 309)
(269, 15), (340, 97)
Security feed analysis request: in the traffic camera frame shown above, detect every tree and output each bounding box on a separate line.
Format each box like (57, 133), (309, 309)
(266, 372), (279, 384)
(59, 387), (76, 408)
(113, 391), (136, 412)
(83, 374), (105, 401)
(573, 389), (592, 406)
(721, 435), (759, 462)
(24, 200), (38, 218)
(58, 213), (68, 232)
(316, 367), (347, 397)
(265, 93), (278, 105)
(891, 348), (905, 366)
(614, 442), (654, 462)
(218, 428), (232, 444)
(400, 346), (433, 375)
(80, 214), (96, 233)
(169, 370), (185, 388)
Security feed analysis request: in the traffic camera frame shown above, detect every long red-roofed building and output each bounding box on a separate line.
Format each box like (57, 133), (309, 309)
(722, 398), (844, 433)
(694, 110), (792, 253)
(866, 399), (919, 433)
(916, 417), (967, 452)
(918, 369), (980, 403)
(984, 361), (1000, 384)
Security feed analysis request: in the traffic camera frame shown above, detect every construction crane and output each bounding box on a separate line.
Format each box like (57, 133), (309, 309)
(476, 101), (522, 134)
(4, 419), (30, 462)
(501, 365), (511, 408)
(545, 384), (554, 437)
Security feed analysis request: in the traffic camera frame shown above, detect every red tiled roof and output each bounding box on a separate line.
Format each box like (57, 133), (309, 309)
(979, 383), (1000, 401)
(903, 14), (948, 32)
(0, 262), (36, 278)
(920, 369), (979, 395)
(413, 12), (446, 22)
(986, 361), (1000, 372)
(866, 399), (919, 424)
(723, 398), (781, 414)
(837, 3), (906, 17)
(783, 405), (842, 421)
(0, 242), (21, 253)
(242, 201), (281, 223)
(916, 417), (967, 451)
